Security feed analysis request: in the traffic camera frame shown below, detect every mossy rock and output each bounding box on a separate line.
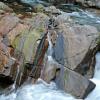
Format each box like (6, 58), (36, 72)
(13, 29), (42, 62)
(34, 4), (45, 13)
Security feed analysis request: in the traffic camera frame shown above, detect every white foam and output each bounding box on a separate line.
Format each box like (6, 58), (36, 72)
(86, 53), (100, 100)
(0, 79), (76, 100)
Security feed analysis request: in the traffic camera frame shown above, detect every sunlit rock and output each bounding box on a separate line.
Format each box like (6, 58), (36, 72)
(57, 23), (99, 78)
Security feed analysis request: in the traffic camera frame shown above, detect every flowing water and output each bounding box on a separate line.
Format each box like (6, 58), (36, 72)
(0, 79), (76, 100)
(0, 52), (100, 100)
(0, 2), (100, 100)
(86, 53), (100, 100)
(0, 24), (76, 100)
(0, 39), (99, 98)
(12, 65), (20, 90)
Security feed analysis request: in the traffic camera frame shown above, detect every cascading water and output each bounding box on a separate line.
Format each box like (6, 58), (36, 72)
(47, 31), (54, 61)
(0, 28), (76, 100)
(0, 78), (76, 100)
(12, 65), (20, 90)
(86, 52), (100, 100)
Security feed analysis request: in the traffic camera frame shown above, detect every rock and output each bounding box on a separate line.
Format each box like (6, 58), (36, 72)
(41, 61), (58, 83)
(7, 23), (30, 45)
(76, 0), (100, 8)
(45, 0), (66, 5)
(0, 42), (16, 87)
(0, 10), (49, 87)
(74, 46), (98, 78)
(56, 13), (72, 24)
(0, 1), (98, 96)
(34, 4), (45, 13)
(13, 29), (41, 63)
(0, 15), (19, 36)
(53, 32), (65, 65)
(11, 13), (49, 84)
(41, 60), (95, 99)
(57, 23), (98, 78)
(0, 2), (13, 12)
(8, 29), (42, 86)
(63, 66), (95, 99)
(0, 43), (9, 72)
(44, 6), (61, 15)
(0, 13), (28, 88)
(28, 33), (49, 79)
(24, 13), (49, 33)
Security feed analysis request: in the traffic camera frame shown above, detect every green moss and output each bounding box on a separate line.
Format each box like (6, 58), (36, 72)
(34, 4), (45, 13)
(12, 29), (28, 48)
(22, 29), (41, 62)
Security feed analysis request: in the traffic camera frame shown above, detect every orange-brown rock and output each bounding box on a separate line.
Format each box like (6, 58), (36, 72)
(0, 42), (9, 72)
(7, 23), (30, 45)
(0, 15), (19, 36)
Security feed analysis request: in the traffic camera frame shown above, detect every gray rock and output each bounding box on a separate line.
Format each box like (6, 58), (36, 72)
(41, 61), (95, 99)
(53, 32), (64, 65)
(63, 67), (95, 99)
(58, 24), (98, 78)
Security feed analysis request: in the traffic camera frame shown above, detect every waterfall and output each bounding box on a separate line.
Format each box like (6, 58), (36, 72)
(12, 65), (20, 89)
(47, 31), (54, 62)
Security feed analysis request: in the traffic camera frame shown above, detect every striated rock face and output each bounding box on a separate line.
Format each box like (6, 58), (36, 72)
(0, 2), (99, 99)
(0, 2), (49, 88)
(62, 24), (98, 68)
(0, 15), (19, 36)
(63, 66), (95, 99)
(41, 60), (95, 99)
(39, 6), (99, 98)
(0, 14), (20, 87)
(55, 13), (99, 77)
(40, 13), (98, 98)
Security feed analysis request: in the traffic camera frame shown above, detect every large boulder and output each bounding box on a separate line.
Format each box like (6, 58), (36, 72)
(56, 22), (99, 78)
(63, 66), (95, 99)
(45, 7), (99, 78)
(41, 60), (95, 99)
(0, 10), (49, 88)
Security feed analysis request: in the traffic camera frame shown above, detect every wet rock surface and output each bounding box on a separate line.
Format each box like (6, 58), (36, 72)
(0, 2), (49, 89)
(60, 24), (98, 77)
(53, 32), (64, 65)
(0, 1), (100, 99)
(41, 59), (95, 99)
(63, 66), (95, 99)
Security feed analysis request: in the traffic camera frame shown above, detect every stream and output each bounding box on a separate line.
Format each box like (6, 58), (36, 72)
(0, 2), (100, 100)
